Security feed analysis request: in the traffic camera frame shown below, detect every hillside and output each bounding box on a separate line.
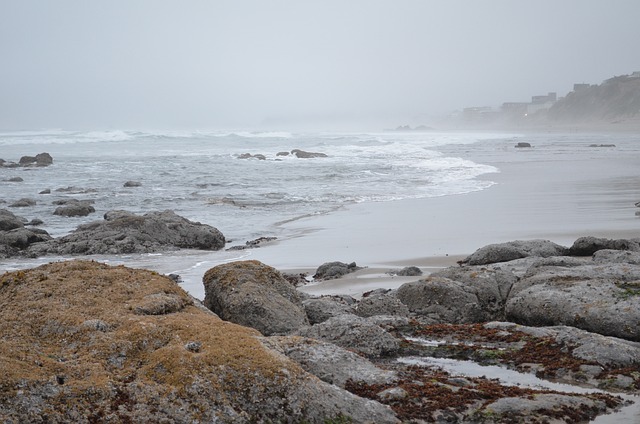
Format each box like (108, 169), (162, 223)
(547, 73), (640, 124)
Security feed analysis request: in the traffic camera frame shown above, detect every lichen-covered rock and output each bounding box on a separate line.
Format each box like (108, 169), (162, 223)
(203, 260), (309, 335)
(0, 261), (398, 424)
(27, 209), (225, 256)
(460, 239), (568, 266)
(297, 314), (400, 358)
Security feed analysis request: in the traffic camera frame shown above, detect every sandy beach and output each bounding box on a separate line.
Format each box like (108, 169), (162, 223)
(244, 141), (640, 297)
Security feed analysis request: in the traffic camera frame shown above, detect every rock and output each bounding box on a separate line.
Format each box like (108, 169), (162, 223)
(123, 181), (142, 187)
(18, 152), (53, 167)
(262, 336), (397, 388)
(568, 236), (640, 256)
(396, 277), (488, 323)
(505, 261), (640, 341)
(0, 227), (52, 256)
(27, 219), (44, 226)
(276, 151), (290, 156)
(203, 260), (309, 336)
(377, 387), (409, 402)
(28, 210), (226, 256)
(53, 202), (96, 217)
(39, 189), (50, 194)
(514, 142), (532, 148)
(431, 266), (517, 321)
(9, 198), (36, 208)
(291, 149), (328, 158)
(460, 239), (568, 266)
(313, 261), (362, 280)
(0, 261), (399, 424)
(103, 210), (136, 221)
(54, 186), (97, 194)
(486, 322), (640, 368)
(297, 314), (400, 358)
(356, 291), (410, 318)
(7, 177), (24, 182)
(483, 394), (609, 423)
(0, 209), (25, 231)
(303, 296), (355, 324)
(226, 236), (277, 251)
(238, 153), (266, 160)
(389, 266), (423, 277)
(592, 249), (640, 264)
(35, 152), (53, 166)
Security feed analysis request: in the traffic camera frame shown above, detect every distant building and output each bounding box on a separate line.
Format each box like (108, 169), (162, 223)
(573, 83), (590, 92)
(501, 102), (528, 117)
(531, 92), (557, 104)
(463, 106), (494, 122)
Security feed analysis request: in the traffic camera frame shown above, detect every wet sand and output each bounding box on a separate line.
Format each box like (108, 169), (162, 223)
(246, 144), (640, 297)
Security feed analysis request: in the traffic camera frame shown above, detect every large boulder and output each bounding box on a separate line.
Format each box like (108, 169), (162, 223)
(0, 261), (398, 424)
(505, 262), (640, 341)
(396, 276), (488, 323)
(203, 260), (309, 336)
(297, 314), (400, 358)
(460, 239), (568, 266)
(28, 210), (225, 256)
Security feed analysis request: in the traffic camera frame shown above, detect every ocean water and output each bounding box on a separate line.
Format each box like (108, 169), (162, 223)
(2, 129), (640, 297)
(0, 130), (504, 241)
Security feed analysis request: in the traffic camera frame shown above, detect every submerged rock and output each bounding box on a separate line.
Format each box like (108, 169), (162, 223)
(291, 149), (328, 158)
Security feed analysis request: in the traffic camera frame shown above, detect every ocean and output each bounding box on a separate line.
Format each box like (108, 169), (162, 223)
(2, 129), (640, 297)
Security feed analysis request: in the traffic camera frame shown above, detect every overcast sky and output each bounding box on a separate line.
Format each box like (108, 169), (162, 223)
(1, 1), (639, 130)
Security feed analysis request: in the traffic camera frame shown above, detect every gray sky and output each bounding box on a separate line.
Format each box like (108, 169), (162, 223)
(1, 0), (639, 130)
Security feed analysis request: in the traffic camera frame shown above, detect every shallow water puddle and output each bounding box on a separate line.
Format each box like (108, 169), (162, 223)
(399, 356), (640, 423)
